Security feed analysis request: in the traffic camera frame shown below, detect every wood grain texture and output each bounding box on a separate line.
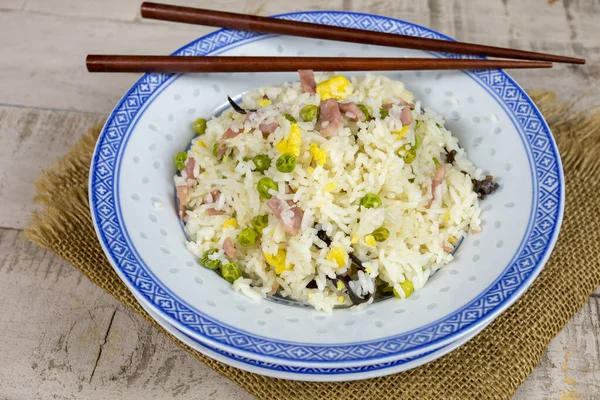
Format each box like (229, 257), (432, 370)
(0, 106), (105, 230)
(0, 1), (599, 399)
(0, 229), (253, 400)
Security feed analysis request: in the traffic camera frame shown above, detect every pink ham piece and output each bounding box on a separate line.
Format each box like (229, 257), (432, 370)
(428, 164), (447, 208)
(258, 121), (279, 137)
(217, 127), (242, 158)
(401, 107), (414, 126)
(338, 102), (366, 122)
(443, 243), (454, 253)
(382, 100), (416, 110)
(204, 190), (225, 216)
(176, 185), (190, 218)
(223, 237), (237, 259)
(319, 98), (343, 137)
(298, 69), (316, 94)
(183, 157), (196, 180)
(267, 197), (304, 236)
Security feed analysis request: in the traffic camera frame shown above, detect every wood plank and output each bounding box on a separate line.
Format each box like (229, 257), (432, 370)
(2, 0), (598, 113)
(514, 297), (600, 399)
(24, 0), (344, 21)
(0, 228), (253, 400)
(0, 0), (25, 11)
(0, 106), (105, 230)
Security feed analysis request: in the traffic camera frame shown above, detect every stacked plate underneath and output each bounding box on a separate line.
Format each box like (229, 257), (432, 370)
(90, 11), (563, 381)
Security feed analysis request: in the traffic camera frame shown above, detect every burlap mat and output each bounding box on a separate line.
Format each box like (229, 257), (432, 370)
(26, 91), (600, 400)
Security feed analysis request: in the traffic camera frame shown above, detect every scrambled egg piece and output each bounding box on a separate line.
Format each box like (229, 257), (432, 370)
(309, 143), (326, 166)
(351, 235), (359, 244)
(326, 247), (347, 269)
(364, 235), (377, 247)
(275, 124), (302, 156)
(222, 218), (237, 229)
(263, 249), (293, 275)
(391, 126), (409, 140)
(258, 98), (272, 107)
(338, 296), (345, 304)
(324, 182), (337, 192)
(449, 237), (456, 244)
(316, 75), (352, 100)
(306, 166), (315, 175)
(196, 140), (206, 148)
(336, 280), (345, 291)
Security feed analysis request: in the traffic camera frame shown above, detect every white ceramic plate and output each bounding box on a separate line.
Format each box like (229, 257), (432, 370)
(132, 291), (488, 381)
(90, 11), (564, 368)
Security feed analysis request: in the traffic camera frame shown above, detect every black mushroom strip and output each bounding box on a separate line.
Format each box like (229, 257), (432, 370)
(445, 149), (457, 164)
(472, 175), (500, 199)
(315, 229), (371, 306)
(333, 275), (372, 306)
(227, 95), (257, 114)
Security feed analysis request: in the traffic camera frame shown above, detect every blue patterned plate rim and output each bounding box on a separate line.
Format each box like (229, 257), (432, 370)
(90, 11), (564, 366)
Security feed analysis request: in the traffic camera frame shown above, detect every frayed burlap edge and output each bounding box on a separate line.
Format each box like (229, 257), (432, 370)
(24, 92), (600, 400)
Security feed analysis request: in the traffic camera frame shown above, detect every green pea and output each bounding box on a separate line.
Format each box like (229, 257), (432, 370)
(300, 104), (319, 122)
(174, 152), (187, 171)
(200, 249), (221, 270)
(252, 154), (271, 173)
(222, 262), (242, 283)
(360, 193), (382, 209)
(397, 145), (417, 164)
(283, 113), (297, 123)
(257, 177), (278, 199)
(433, 157), (440, 167)
(372, 227), (390, 242)
(379, 107), (389, 119)
(393, 280), (414, 298)
(212, 143), (219, 158)
(275, 153), (297, 173)
(357, 104), (371, 120)
(436, 122), (442, 129)
(251, 214), (269, 233)
(238, 227), (259, 247)
(193, 118), (207, 135)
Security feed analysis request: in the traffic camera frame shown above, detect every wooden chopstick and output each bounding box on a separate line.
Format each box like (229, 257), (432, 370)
(86, 55), (552, 73)
(140, 2), (585, 65)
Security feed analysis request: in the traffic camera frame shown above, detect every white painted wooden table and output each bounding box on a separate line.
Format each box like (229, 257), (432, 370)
(1, 1), (598, 398)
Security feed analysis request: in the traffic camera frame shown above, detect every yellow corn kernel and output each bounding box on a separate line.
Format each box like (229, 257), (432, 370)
(258, 98), (272, 107)
(222, 218), (237, 229)
(449, 237), (456, 244)
(275, 124), (302, 156)
(263, 249), (293, 275)
(351, 235), (359, 244)
(338, 296), (345, 304)
(336, 280), (345, 291)
(326, 247), (347, 269)
(391, 126), (409, 140)
(197, 140), (206, 148)
(316, 75), (351, 100)
(309, 143), (327, 166)
(324, 182), (337, 192)
(443, 210), (451, 221)
(393, 280), (415, 299)
(364, 235), (376, 247)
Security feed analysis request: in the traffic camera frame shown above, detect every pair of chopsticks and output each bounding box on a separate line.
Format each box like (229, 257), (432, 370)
(86, 2), (585, 74)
